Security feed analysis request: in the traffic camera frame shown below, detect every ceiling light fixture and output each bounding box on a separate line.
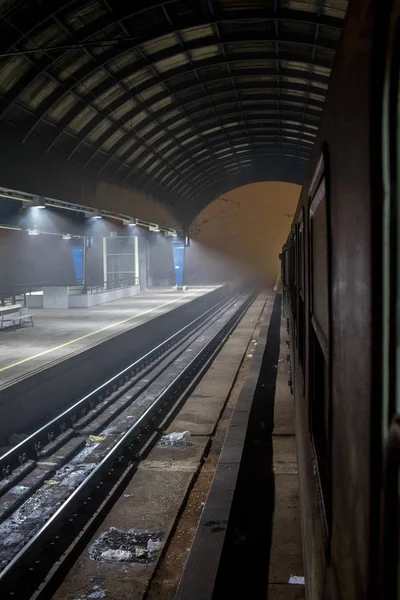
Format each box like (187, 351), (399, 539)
(123, 217), (137, 226)
(32, 197), (46, 209)
(85, 209), (102, 219)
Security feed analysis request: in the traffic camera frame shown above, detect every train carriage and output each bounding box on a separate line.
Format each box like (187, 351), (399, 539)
(282, 0), (400, 598)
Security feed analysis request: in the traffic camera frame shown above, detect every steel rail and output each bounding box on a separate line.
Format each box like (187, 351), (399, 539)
(0, 289), (256, 598)
(0, 291), (239, 478)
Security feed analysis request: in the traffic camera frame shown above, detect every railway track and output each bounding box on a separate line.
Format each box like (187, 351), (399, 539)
(0, 289), (256, 599)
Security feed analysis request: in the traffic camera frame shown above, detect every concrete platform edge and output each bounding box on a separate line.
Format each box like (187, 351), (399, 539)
(174, 293), (275, 600)
(0, 286), (229, 444)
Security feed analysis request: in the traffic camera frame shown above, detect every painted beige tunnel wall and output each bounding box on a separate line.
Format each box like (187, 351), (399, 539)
(190, 182), (301, 285)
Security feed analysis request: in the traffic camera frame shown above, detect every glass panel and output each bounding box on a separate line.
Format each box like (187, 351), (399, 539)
(106, 236), (137, 285)
(311, 181), (329, 340)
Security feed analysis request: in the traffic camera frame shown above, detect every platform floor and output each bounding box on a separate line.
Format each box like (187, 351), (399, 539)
(175, 292), (304, 600)
(0, 286), (220, 388)
(52, 292), (269, 600)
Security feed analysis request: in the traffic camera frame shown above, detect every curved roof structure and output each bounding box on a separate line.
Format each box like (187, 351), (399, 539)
(0, 0), (347, 222)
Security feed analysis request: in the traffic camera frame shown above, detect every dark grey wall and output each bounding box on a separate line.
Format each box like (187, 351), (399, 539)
(85, 238), (103, 284)
(148, 233), (175, 285)
(0, 206), (151, 290)
(0, 231), (149, 292)
(0, 229), (76, 291)
(0, 224), (239, 291)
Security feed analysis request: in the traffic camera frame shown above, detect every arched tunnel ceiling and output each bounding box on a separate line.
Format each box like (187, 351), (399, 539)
(0, 0), (348, 223)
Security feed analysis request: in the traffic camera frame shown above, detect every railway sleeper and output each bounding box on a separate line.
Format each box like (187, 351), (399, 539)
(0, 292), (254, 593)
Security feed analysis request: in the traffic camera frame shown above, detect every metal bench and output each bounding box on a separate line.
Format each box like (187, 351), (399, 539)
(0, 304), (34, 330)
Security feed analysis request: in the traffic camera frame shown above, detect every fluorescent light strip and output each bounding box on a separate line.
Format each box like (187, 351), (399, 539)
(0, 187), (180, 236)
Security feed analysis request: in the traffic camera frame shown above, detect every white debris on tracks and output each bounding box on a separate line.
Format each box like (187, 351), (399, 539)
(158, 431), (191, 447)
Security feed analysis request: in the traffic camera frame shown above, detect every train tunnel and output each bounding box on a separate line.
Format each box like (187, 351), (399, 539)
(0, 0), (398, 599)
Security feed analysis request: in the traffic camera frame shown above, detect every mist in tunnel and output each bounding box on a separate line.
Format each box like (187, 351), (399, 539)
(185, 182), (300, 288)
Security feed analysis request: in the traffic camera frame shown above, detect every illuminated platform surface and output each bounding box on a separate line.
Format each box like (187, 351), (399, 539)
(0, 286), (220, 388)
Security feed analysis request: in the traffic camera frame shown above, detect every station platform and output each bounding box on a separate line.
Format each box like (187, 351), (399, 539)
(172, 291), (304, 600)
(0, 286), (220, 388)
(51, 289), (304, 600)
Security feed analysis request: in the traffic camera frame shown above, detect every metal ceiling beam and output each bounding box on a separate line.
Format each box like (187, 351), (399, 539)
(179, 156), (309, 205)
(75, 90), (323, 167)
(104, 106), (320, 182)
(184, 154), (306, 190)
(173, 146), (312, 179)
(38, 64), (328, 140)
(3, 35), (203, 197)
(3, 28), (333, 125)
(96, 122), (316, 177)
(186, 142), (312, 163)
(146, 154), (307, 210)
(0, 0), (77, 51)
(63, 79), (325, 156)
(52, 14), (210, 186)
(0, 3), (343, 56)
(15, 105), (316, 197)
(134, 125), (317, 159)
(109, 114), (319, 181)
(116, 143), (312, 195)
(36, 60), (328, 163)
(0, 0), (345, 217)
(171, 156), (308, 215)
(173, 141), (313, 170)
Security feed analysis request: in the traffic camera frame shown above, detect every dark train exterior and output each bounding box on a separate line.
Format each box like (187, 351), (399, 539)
(281, 0), (400, 599)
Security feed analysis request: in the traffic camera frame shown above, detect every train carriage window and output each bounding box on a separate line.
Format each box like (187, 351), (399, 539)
(297, 211), (306, 371)
(284, 248), (290, 288)
(310, 180), (329, 347)
(308, 155), (331, 531)
(290, 233), (297, 320)
(298, 218), (305, 296)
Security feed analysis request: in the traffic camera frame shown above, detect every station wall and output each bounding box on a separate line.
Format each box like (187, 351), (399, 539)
(148, 232), (176, 286)
(186, 182), (301, 287)
(0, 229), (100, 292)
(0, 206), (151, 292)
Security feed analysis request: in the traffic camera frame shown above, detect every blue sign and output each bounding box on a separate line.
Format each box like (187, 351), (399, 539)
(172, 242), (184, 287)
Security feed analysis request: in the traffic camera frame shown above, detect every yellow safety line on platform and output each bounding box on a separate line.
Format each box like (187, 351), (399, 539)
(0, 293), (196, 374)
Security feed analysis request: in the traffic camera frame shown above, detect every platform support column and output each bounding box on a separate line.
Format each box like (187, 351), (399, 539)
(172, 240), (185, 290)
(102, 237), (107, 285)
(134, 236), (139, 286)
(82, 237), (86, 285)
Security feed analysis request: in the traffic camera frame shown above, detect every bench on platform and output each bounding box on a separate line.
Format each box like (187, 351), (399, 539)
(0, 304), (34, 330)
